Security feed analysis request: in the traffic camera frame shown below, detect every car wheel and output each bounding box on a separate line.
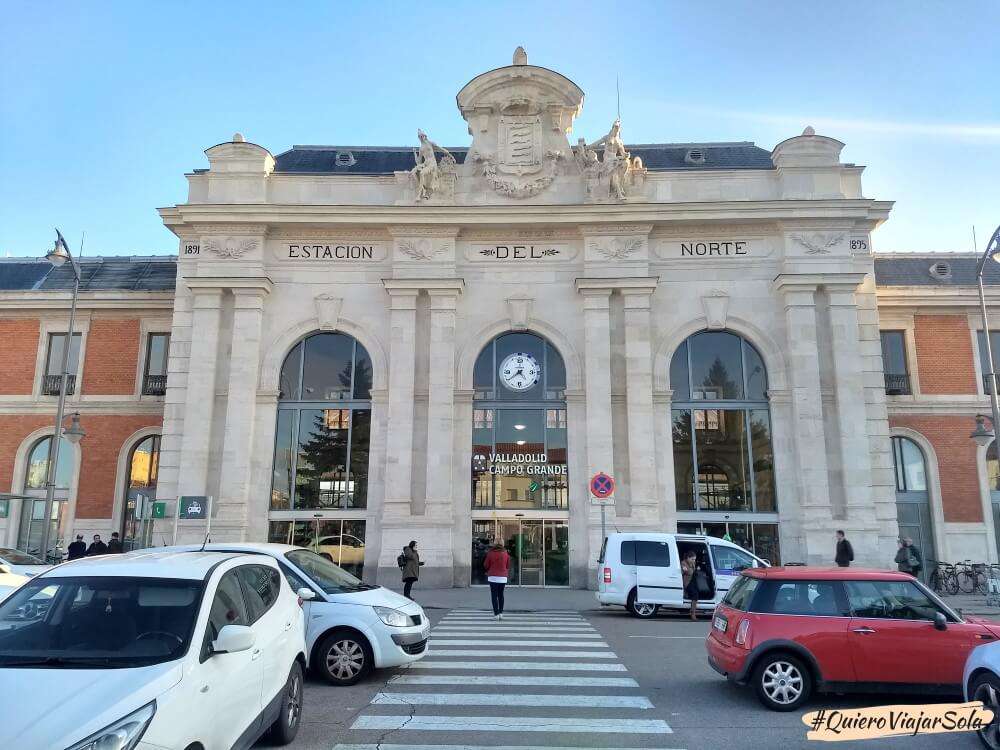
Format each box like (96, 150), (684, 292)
(752, 653), (812, 711)
(971, 673), (1000, 749)
(266, 661), (303, 746)
(317, 631), (373, 686)
(627, 590), (659, 619)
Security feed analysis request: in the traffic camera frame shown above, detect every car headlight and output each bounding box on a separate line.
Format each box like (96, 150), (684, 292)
(373, 605), (410, 627)
(66, 701), (155, 750)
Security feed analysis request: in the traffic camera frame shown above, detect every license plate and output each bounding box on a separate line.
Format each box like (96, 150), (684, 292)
(713, 615), (728, 633)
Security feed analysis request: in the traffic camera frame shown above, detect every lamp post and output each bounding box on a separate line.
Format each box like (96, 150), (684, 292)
(973, 224), (1000, 559)
(38, 230), (85, 562)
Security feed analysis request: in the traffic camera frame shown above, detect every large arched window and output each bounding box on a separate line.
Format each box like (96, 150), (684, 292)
(18, 435), (73, 558)
(121, 435), (160, 546)
(671, 331), (778, 562)
(891, 436), (935, 579)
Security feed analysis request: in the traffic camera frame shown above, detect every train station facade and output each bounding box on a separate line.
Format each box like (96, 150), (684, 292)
(13, 50), (997, 587)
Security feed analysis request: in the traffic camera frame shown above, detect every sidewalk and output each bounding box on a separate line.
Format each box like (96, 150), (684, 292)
(947, 592), (1000, 620)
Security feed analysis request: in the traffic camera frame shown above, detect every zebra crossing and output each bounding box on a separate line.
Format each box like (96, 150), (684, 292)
(334, 608), (680, 750)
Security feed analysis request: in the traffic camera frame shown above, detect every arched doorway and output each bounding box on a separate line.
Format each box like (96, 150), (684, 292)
(891, 435), (935, 579)
(17, 435), (73, 559)
(670, 330), (780, 563)
(471, 331), (569, 586)
(121, 434), (160, 550)
(267, 331), (372, 578)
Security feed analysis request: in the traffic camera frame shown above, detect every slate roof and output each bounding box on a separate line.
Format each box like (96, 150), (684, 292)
(0, 257), (178, 292)
(873, 254), (1000, 287)
(272, 142), (774, 174)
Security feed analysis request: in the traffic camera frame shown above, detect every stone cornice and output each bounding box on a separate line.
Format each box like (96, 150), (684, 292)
(388, 226), (462, 238)
(0, 292), (175, 310)
(876, 287), (1000, 308)
(185, 276), (273, 294)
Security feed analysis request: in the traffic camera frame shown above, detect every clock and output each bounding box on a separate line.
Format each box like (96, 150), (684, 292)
(499, 352), (541, 391)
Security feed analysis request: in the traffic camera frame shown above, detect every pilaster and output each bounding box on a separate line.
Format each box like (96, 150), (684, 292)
(382, 281), (419, 518)
(622, 280), (659, 522)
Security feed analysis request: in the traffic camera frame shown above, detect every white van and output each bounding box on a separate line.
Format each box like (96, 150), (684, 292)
(596, 532), (768, 617)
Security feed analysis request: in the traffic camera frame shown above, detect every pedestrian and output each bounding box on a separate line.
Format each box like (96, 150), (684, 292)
(87, 534), (108, 556)
(681, 549), (700, 621)
(894, 538), (913, 574)
(483, 540), (511, 620)
(905, 537), (923, 579)
(66, 534), (87, 561)
(400, 540), (422, 600)
(106, 532), (123, 554)
(835, 530), (854, 568)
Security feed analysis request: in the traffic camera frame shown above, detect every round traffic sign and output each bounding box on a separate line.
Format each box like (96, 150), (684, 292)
(590, 472), (615, 499)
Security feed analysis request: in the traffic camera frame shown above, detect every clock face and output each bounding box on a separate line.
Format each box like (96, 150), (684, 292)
(499, 352), (541, 392)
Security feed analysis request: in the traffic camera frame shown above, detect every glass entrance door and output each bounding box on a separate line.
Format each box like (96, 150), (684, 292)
(471, 518), (568, 586)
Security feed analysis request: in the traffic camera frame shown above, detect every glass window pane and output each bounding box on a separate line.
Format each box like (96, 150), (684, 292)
(494, 410), (546, 509)
(348, 409), (370, 509)
(694, 409), (752, 511)
(989, 441), (1000, 492)
(743, 341), (768, 400)
(340, 520), (366, 579)
(669, 341), (690, 400)
(620, 540), (636, 565)
(353, 343), (373, 399)
(766, 581), (840, 616)
(543, 522), (569, 586)
(494, 332), (546, 401)
(898, 438), (927, 491)
(545, 342), (566, 397)
(278, 342), (302, 401)
(302, 334), (354, 401)
(672, 409), (695, 510)
(689, 331), (743, 400)
(472, 520), (494, 585)
(271, 410), (295, 510)
(635, 541), (671, 567)
(750, 409), (775, 511)
(147, 334), (170, 377)
(473, 345), (494, 398)
(751, 524), (781, 565)
(845, 580), (939, 620)
(25, 437), (73, 490)
(46, 333), (81, 376)
(472, 409), (494, 508)
(294, 409), (349, 509)
(880, 331), (908, 376)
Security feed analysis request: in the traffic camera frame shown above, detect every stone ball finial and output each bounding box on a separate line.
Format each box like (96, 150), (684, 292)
(232, 132), (245, 143)
(802, 126), (816, 136)
(513, 46), (527, 65)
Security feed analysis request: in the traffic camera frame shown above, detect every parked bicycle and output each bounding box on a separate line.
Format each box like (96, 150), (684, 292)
(956, 560), (989, 595)
(928, 559), (959, 596)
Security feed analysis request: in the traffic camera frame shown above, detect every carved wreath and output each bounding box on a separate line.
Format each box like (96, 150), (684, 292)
(791, 233), (844, 255)
(398, 239), (448, 261)
(204, 238), (258, 259)
(591, 238), (645, 260)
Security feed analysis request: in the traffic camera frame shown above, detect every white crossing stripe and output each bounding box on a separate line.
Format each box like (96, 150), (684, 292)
(351, 715), (673, 733)
(335, 746), (685, 750)
(426, 649), (618, 658)
(371, 692), (654, 708)
(388, 674), (640, 687)
(439, 615), (586, 620)
(431, 631), (603, 639)
(406, 660), (627, 671)
(428, 639), (609, 647)
(434, 626), (595, 632)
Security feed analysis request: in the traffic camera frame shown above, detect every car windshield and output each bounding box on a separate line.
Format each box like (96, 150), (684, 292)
(286, 549), (370, 594)
(0, 548), (45, 565)
(0, 576), (203, 668)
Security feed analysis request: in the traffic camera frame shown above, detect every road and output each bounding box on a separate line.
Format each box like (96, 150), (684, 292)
(262, 607), (984, 750)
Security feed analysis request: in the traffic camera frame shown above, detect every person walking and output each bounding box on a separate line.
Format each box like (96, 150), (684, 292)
(835, 530), (854, 568)
(483, 540), (511, 620)
(106, 532), (123, 554)
(905, 537), (923, 579)
(894, 538), (913, 574)
(400, 540), (422, 600)
(66, 534), (87, 561)
(87, 534), (108, 556)
(681, 549), (700, 621)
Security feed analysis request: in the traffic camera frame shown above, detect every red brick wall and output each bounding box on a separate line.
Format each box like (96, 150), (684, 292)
(913, 315), (978, 394)
(0, 319), (40, 394)
(0, 414), (161, 519)
(82, 319), (140, 395)
(889, 415), (982, 522)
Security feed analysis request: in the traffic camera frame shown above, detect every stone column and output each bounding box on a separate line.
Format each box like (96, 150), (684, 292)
(424, 282), (464, 519)
(382, 282), (419, 519)
(217, 281), (272, 538)
(622, 280), (659, 523)
(773, 276), (833, 563)
(177, 284), (223, 497)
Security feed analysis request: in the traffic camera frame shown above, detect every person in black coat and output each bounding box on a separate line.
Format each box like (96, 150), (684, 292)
(834, 530), (854, 567)
(87, 534), (108, 556)
(66, 535), (87, 560)
(106, 532), (123, 554)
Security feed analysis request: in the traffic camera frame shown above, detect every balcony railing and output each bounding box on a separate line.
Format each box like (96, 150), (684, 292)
(41, 374), (75, 396)
(884, 373), (911, 395)
(142, 374), (168, 396)
(985, 374), (1000, 396)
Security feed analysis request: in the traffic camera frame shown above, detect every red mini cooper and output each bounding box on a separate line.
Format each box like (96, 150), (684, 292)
(707, 567), (1000, 711)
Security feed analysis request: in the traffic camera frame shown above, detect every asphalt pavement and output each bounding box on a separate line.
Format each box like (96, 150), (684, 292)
(255, 598), (986, 750)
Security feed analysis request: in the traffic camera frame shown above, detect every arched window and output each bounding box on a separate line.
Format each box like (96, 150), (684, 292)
(18, 436), (73, 558)
(121, 435), (160, 545)
(891, 436), (935, 579)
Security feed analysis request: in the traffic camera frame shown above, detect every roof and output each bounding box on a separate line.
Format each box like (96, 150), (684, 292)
(744, 566), (914, 581)
(0, 257), (177, 292)
(272, 142), (775, 175)
(874, 253), (1000, 287)
(45, 550), (248, 579)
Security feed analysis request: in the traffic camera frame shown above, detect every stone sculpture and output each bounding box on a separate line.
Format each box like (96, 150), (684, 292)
(577, 119), (646, 201)
(411, 130), (456, 202)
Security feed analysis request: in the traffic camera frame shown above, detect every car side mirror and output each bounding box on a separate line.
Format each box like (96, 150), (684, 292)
(297, 587), (316, 601)
(212, 624), (255, 654)
(933, 611), (948, 631)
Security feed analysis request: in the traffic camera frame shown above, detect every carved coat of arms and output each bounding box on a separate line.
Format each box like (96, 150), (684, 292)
(498, 115), (541, 175)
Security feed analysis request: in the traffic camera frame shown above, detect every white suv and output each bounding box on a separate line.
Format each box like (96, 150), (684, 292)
(0, 549), (308, 749)
(179, 543), (430, 685)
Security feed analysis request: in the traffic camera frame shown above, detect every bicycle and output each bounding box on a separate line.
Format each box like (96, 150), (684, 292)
(928, 559), (959, 596)
(956, 560), (988, 594)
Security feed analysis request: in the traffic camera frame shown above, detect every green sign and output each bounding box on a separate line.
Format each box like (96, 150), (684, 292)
(528, 481), (540, 493)
(178, 496), (209, 520)
(152, 502), (166, 519)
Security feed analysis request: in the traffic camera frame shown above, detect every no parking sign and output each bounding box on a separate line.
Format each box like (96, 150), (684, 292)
(590, 472), (615, 505)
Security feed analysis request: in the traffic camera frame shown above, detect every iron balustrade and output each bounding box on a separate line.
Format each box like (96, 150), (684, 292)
(142, 374), (168, 396)
(41, 374), (75, 396)
(884, 373), (912, 395)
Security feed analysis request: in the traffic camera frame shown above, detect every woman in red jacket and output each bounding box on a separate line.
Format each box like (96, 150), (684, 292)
(483, 541), (511, 620)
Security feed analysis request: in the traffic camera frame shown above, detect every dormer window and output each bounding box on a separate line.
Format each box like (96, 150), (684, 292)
(685, 148), (706, 165)
(334, 150), (356, 167)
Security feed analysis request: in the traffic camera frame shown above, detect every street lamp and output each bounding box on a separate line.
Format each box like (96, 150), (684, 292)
(971, 414), (994, 447)
(38, 230), (83, 563)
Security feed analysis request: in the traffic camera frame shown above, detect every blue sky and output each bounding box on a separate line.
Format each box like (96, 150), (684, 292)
(2, 0), (998, 257)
